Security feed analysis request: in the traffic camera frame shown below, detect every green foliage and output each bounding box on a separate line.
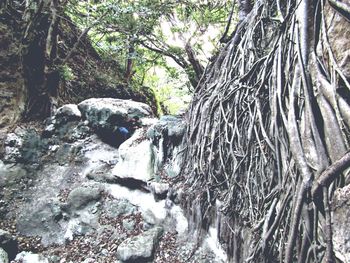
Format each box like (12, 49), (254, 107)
(58, 65), (75, 81)
(63, 0), (232, 112)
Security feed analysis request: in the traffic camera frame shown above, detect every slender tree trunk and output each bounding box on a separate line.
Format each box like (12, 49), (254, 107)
(22, 0), (60, 119)
(125, 37), (135, 84)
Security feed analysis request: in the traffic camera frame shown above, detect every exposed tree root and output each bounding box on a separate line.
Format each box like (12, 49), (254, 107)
(182, 0), (350, 262)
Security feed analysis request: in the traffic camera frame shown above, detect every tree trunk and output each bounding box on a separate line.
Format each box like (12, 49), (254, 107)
(125, 37), (135, 84)
(22, 0), (60, 119)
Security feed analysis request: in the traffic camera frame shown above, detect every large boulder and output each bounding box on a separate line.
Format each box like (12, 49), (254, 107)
(112, 129), (156, 184)
(78, 98), (153, 146)
(78, 98), (153, 131)
(65, 185), (102, 211)
(116, 227), (163, 262)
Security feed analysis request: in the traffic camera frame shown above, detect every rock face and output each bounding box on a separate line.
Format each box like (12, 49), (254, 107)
(332, 184), (350, 262)
(0, 22), (26, 127)
(112, 129), (156, 183)
(147, 115), (186, 178)
(116, 227), (163, 262)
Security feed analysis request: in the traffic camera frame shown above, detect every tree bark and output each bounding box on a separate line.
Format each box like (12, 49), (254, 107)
(22, 0), (60, 118)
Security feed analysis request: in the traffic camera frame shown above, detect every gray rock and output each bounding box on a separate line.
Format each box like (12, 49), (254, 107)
(0, 229), (18, 261)
(82, 258), (95, 263)
(44, 104), (81, 137)
(14, 252), (49, 263)
(104, 199), (136, 218)
(64, 218), (92, 242)
(116, 227), (163, 262)
(0, 247), (8, 263)
(4, 133), (22, 147)
(142, 210), (157, 230)
(122, 219), (136, 231)
(66, 186), (102, 211)
(146, 115), (186, 144)
(149, 182), (169, 199)
(112, 130), (155, 183)
(78, 98), (153, 131)
(146, 116), (186, 179)
(55, 104), (81, 120)
(4, 129), (43, 164)
(332, 184), (350, 262)
(48, 255), (60, 263)
(42, 123), (56, 137)
(3, 133), (23, 163)
(0, 160), (28, 189)
(16, 200), (66, 246)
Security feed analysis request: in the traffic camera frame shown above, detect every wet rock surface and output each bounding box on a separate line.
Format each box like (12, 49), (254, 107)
(0, 99), (225, 263)
(332, 184), (350, 262)
(116, 226), (163, 262)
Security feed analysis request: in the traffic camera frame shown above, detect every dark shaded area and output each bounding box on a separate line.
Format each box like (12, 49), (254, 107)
(95, 128), (126, 148)
(0, 232), (19, 261)
(113, 177), (149, 192)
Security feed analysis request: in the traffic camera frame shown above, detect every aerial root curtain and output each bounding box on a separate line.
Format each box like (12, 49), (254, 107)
(182, 0), (350, 262)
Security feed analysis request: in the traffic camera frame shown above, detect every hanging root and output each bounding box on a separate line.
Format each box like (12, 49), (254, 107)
(182, 0), (350, 262)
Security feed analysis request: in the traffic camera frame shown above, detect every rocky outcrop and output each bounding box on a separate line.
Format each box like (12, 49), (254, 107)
(0, 21), (26, 128)
(332, 184), (350, 262)
(78, 98), (154, 146)
(0, 10), (158, 128)
(116, 227), (163, 262)
(78, 98), (153, 129)
(0, 98), (225, 262)
(112, 129), (156, 184)
(147, 115), (186, 178)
